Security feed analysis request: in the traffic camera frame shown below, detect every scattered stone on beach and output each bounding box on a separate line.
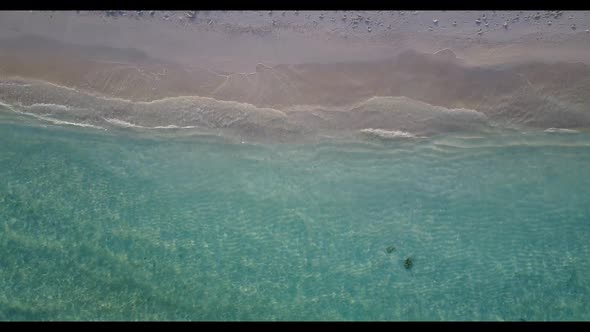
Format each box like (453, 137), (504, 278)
(433, 19), (439, 25)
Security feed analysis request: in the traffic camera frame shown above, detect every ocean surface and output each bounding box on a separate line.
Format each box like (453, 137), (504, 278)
(1, 106), (589, 321)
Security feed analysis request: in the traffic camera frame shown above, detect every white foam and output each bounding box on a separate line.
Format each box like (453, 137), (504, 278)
(0, 100), (15, 110)
(104, 118), (199, 130)
(38, 117), (105, 130)
(103, 118), (145, 128)
(544, 128), (579, 133)
(8, 108), (105, 130)
(153, 125), (199, 129)
(26, 103), (74, 112)
(360, 128), (417, 139)
(0, 81), (31, 87)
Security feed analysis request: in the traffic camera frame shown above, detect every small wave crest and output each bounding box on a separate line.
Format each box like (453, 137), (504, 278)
(103, 118), (199, 130)
(544, 128), (580, 134)
(103, 118), (144, 128)
(7, 107), (105, 130)
(360, 128), (417, 139)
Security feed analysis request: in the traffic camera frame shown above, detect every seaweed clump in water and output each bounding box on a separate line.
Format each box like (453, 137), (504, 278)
(404, 257), (413, 270)
(385, 245), (396, 254)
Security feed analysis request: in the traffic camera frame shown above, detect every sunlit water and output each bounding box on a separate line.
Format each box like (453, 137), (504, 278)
(1, 108), (589, 321)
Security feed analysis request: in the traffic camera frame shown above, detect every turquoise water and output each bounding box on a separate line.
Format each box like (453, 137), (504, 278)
(1, 109), (590, 321)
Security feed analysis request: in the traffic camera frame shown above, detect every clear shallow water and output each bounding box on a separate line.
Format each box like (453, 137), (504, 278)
(1, 110), (590, 321)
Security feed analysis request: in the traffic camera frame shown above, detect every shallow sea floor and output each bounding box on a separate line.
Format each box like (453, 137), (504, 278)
(1, 110), (589, 321)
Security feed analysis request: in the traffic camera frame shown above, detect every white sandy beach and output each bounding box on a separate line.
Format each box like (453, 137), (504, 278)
(1, 11), (589, 141)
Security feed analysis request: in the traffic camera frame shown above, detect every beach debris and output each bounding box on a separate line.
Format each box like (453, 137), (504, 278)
(548, 21), (552, 26)
(571, 24), (576, 30)
(433, 19), (438, 25)
(476, 18), (481, 25)
(367, 26), (372, 32)
(404, 257), (413, 270)
(503, 21), (508, 28)
(452, 21), (457, 26)
(386, 245), (396, 254)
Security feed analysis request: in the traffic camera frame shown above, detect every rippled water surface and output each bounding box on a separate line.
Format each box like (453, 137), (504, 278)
(1, 109), (589, 321)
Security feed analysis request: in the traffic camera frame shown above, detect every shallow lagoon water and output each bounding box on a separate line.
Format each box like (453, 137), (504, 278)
(1, 109), (589, 321)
